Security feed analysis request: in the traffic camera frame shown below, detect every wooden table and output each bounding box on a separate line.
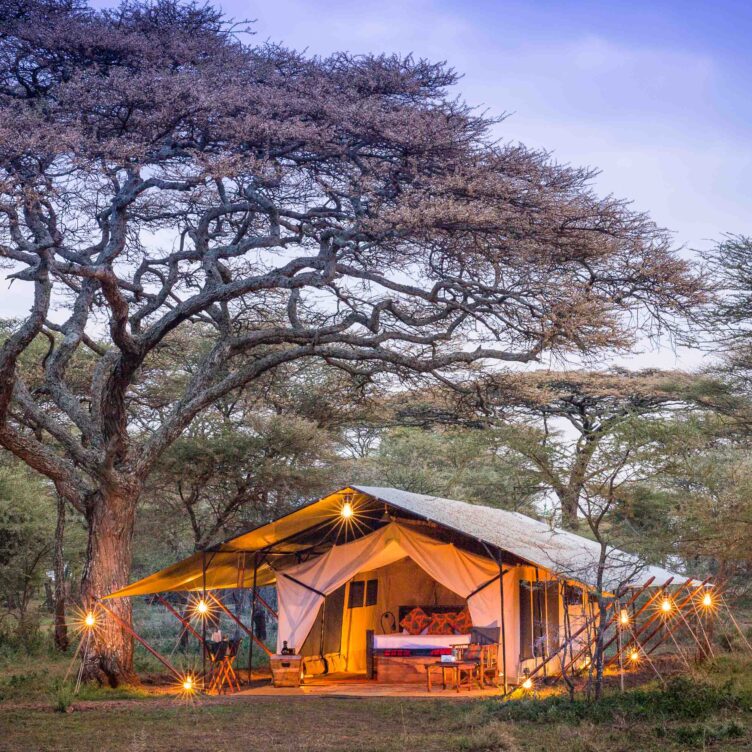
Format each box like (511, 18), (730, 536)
(426, 661), (479, 692)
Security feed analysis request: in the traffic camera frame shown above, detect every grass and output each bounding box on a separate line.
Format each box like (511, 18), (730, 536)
(1, 656), (751, 752)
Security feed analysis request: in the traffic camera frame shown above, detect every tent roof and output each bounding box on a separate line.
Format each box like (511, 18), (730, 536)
(106, 485), (696, 598)
(351, 486), (692, 592)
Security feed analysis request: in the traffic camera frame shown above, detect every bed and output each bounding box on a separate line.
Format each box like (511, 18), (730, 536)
(366, 605), (472, 683)
(372, 633), (471, 652)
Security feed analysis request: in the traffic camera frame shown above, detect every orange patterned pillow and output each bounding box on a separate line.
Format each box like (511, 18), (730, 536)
(400, 607), (430, 635)
(427, 611), (457, 635)
(452, 607), (473, 634)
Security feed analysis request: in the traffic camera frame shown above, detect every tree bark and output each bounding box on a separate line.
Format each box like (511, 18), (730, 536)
(79, 484), (138, 686)
(53, 493), (69, 653)
(560, 489), (580, 530)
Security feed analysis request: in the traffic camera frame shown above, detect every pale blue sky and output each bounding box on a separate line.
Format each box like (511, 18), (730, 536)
(6, 0), (752, 369)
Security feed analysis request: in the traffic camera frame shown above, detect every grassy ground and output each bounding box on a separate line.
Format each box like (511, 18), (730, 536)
(1, 653), (751, 752)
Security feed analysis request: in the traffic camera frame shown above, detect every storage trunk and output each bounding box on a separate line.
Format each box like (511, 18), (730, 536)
(270, 654), (303, 687)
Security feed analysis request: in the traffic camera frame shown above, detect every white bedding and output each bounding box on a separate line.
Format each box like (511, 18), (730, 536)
(372, 633), (471, 650)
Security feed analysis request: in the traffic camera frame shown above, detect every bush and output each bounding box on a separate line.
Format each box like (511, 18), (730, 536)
(0, 614), (47, 655)
(488, 677), (741, 725)
(452, 721), (518, 752)
(669, 721), (745, 748)
(50, 679), (75, 713)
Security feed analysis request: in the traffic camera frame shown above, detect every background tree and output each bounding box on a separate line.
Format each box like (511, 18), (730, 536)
(477, 370), (698, 528)
(52, 492), (68, 652)
(620, 412), (752, 588)
(0, 453), (54, 649)
(142, 412), (341, 556)
(0, 0), (703, 683)
(350, 426), (542, 512)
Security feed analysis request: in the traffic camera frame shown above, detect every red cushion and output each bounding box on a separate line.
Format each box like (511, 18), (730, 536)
(399, 607), (430, 635)
(452, 607), (473, 633)
(427, 611), (457, 635)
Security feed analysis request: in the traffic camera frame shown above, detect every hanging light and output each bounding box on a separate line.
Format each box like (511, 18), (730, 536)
(340, 491), (355, 519)
(196, 599), (209, 615)
(84, 612), (96, 629)
(661, 598), (672, 614)
(619, 609), (629, 626)
(702, 592), (713, 608)
(630, 649), (640, 662)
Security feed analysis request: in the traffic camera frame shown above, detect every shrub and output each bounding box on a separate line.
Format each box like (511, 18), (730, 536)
(50, 679), (75, 713)
(670, 721), (745, 748)
(488, 677), (741, 725)
(453, 721), (518, 752)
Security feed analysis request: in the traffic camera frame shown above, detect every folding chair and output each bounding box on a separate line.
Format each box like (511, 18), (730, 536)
(206, 638), (242, 694)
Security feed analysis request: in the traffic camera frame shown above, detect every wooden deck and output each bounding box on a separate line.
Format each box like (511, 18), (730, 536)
(235, 672), (502, 698)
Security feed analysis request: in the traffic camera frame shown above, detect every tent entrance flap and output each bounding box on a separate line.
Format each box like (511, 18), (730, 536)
(274, 521), (504, 653)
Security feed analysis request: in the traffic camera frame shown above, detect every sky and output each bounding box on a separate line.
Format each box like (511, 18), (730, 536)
(5, 0), (752, 370)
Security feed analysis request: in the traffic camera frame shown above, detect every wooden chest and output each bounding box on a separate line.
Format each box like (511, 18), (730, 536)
(270, 654), (303, 687)
(374, 655), (435, 683)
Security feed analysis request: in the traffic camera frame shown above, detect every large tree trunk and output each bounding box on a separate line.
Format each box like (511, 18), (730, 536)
(53, 494), (69, 653)
(80, 484), (138, 686)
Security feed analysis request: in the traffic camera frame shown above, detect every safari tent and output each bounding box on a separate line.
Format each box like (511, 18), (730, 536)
(105, 486), (708, 692)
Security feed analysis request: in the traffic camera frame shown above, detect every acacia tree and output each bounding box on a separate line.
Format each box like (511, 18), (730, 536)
(478, 370), (696, 528)
(350, 426), (542, 513)
(0, 0), (703, 684)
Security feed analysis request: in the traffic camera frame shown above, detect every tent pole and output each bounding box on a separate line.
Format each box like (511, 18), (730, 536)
(534, 567), (545, 677)
(207, 592), (271, 657)
(479, 541), (509, 692)
(318, 595), (327, 660)
(155, 594), (206, 646)
(97, 600), (182, 681)
(201, 550), (207, 684)
(497, 553), (508, 694)
(248, 553), (258, 683)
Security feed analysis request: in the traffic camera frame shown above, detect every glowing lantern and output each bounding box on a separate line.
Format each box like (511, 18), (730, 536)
(182, 676), (194, 691)
(84, 612), (96, 628)
(630, 650), (640, 662)
(341, 501), (354, 519)
(619, 609), (629, 626)
(196, 599), (209, 615)
(702, 592), (712, 608)
(522, 677), (533, 690)
(661, 598), (672, 614)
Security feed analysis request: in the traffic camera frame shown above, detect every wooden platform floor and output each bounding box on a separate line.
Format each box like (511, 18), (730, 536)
(235, 672), (503, 698)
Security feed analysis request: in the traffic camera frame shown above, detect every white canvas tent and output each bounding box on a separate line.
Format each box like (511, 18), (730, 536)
(108, 485), (698, 683)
